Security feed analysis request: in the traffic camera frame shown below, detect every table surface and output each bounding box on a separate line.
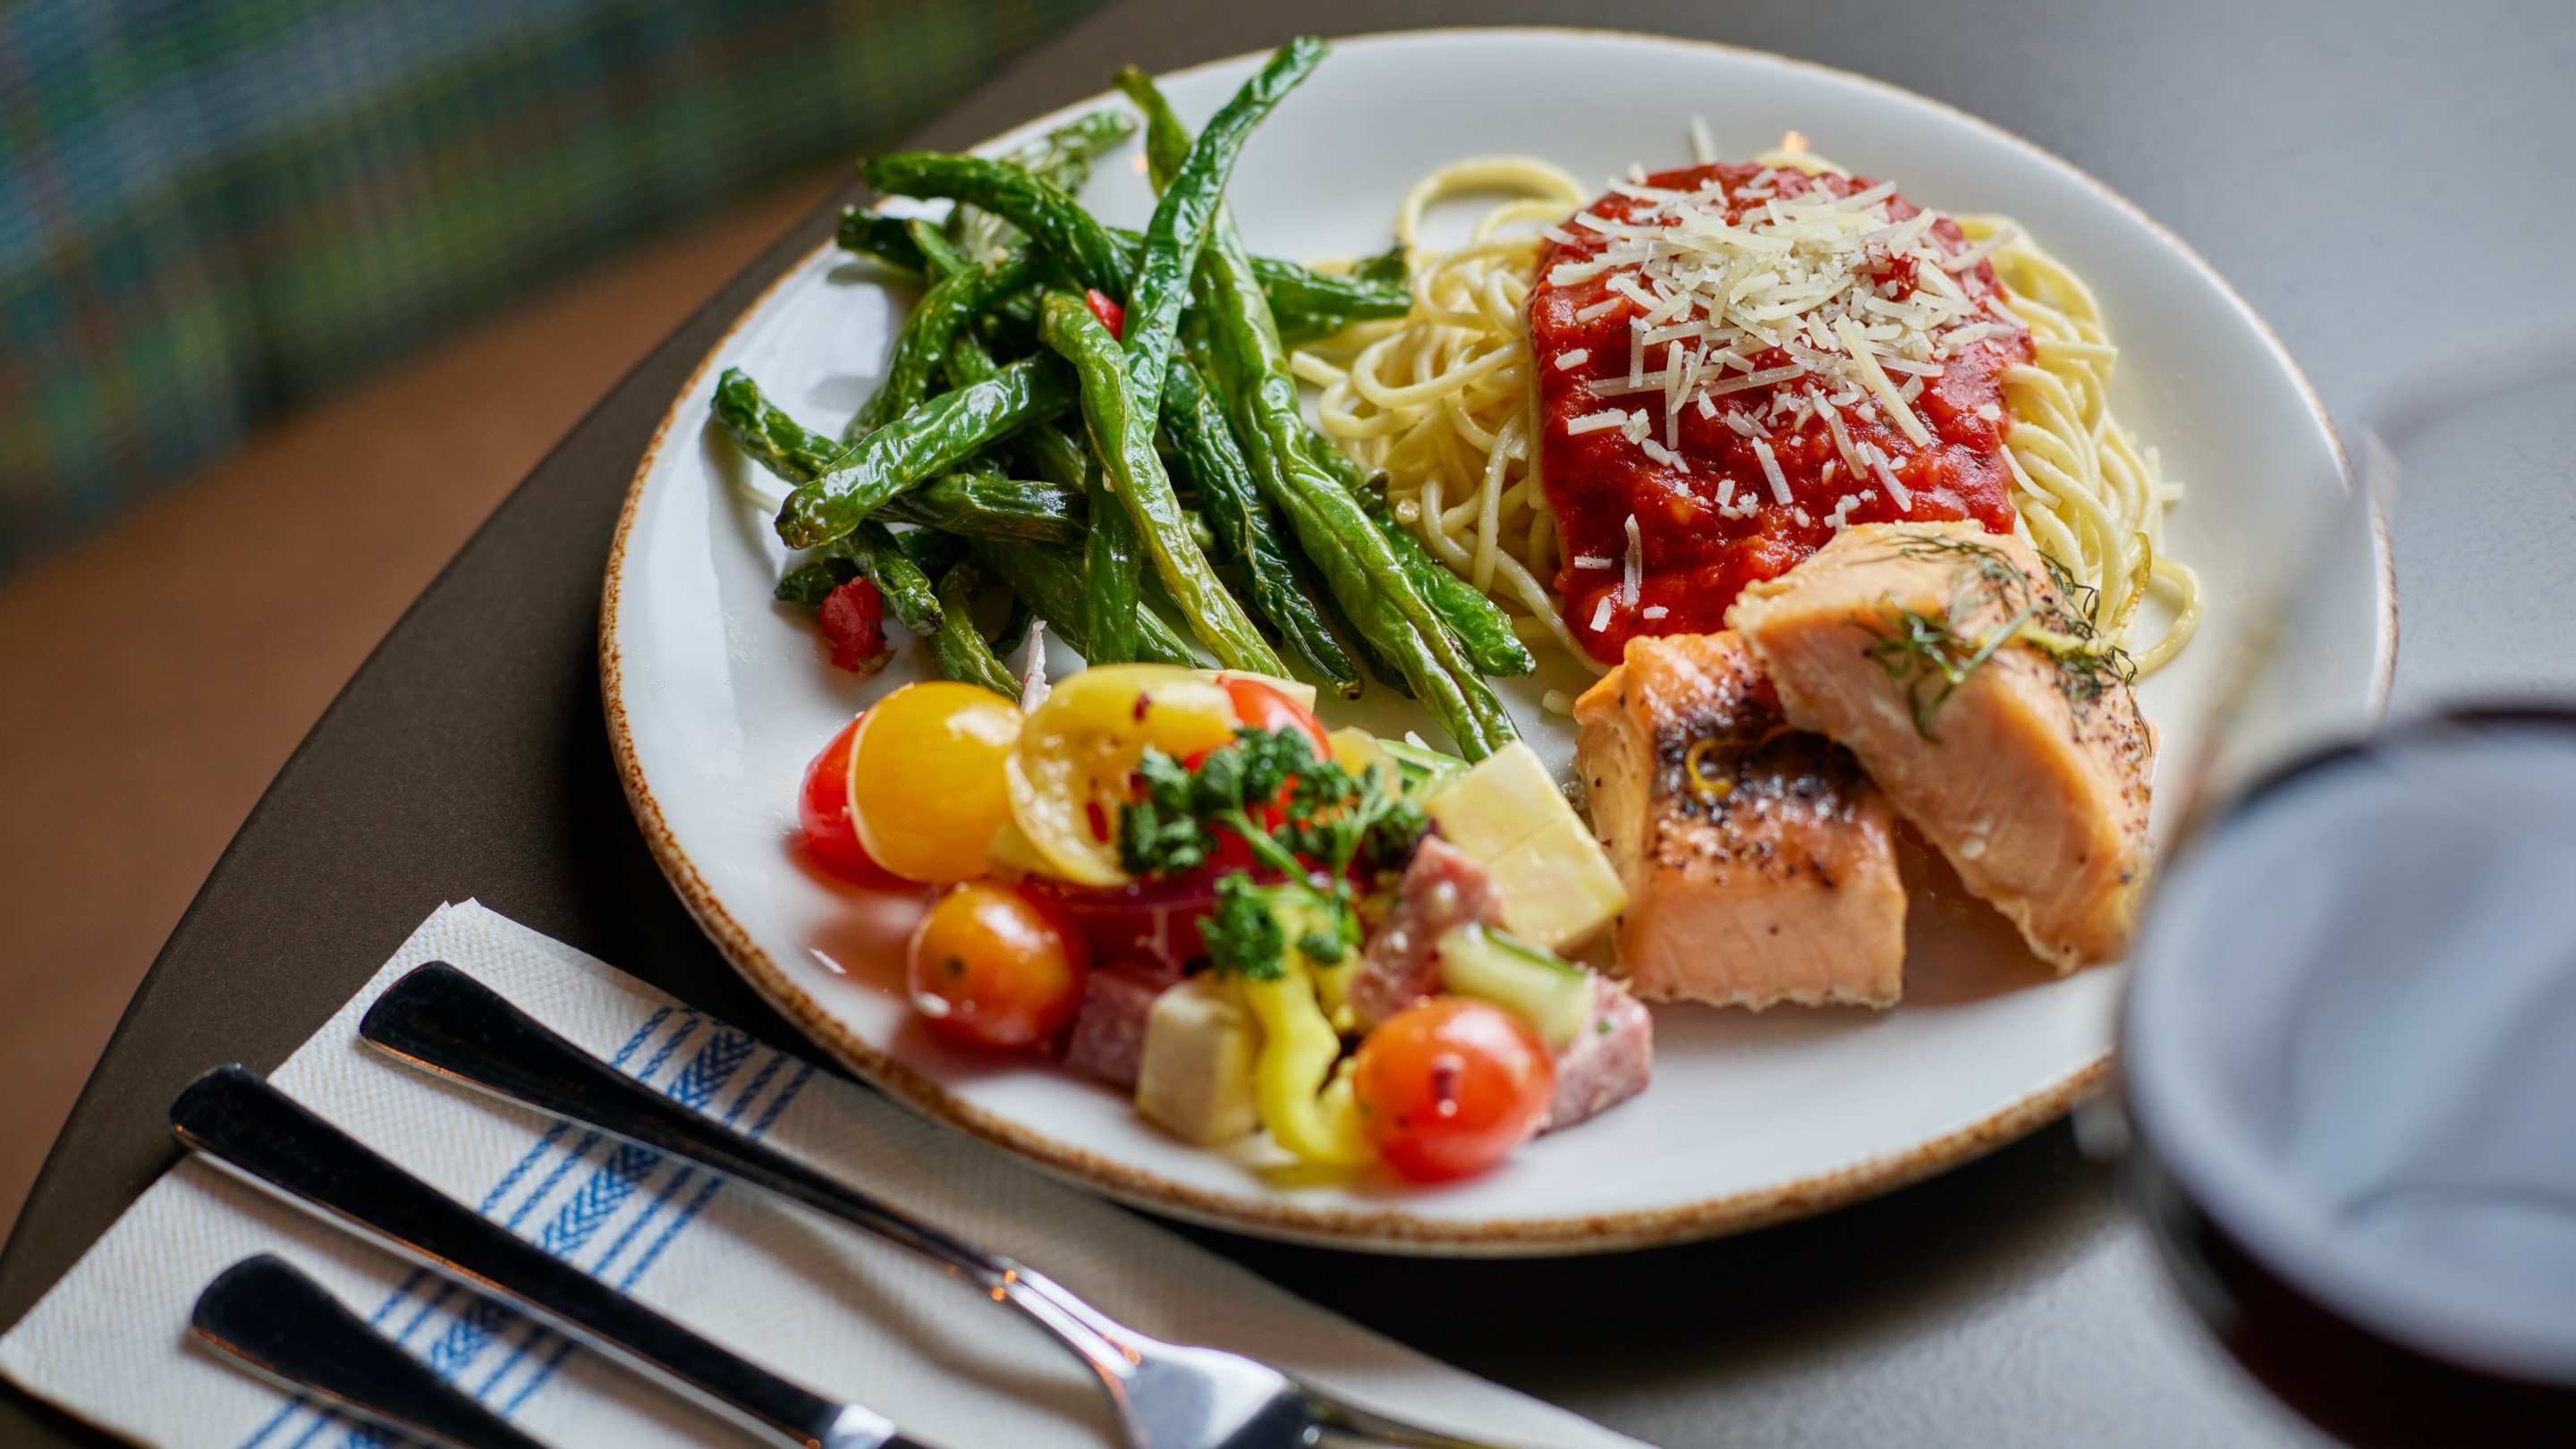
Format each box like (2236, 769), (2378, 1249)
(11, 2), (2574, 1445)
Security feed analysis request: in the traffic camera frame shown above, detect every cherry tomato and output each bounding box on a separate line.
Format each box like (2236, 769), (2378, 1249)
(800, 717), (902, 885)
(1221, 676), (1329, 755)
(1352, 997), (1555, 1182)
(850, 682), (1024, 883)
(906, 882), (1088, 1049)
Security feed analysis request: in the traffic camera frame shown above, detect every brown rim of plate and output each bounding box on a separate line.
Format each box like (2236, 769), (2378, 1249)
(597, 27), (2401, 1256)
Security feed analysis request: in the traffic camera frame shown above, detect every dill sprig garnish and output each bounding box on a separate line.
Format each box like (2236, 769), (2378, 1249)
(1863, 533), (2139, 738)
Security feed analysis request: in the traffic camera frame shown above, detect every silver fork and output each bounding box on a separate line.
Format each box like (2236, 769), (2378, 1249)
(359, 962), (1500, 1449)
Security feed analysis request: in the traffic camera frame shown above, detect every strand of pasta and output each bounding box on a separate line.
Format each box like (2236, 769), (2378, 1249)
(1296, 157), (1599, 667)
(1294, 156), (2201, 677)
(1960, 214), (2202, 671)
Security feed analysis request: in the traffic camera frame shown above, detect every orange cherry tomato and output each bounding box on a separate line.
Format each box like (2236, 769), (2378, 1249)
(849, 682), (1023, 883)
(800, 717), (901, 886)
(1352, 997), (1555, 1182)
(905, 882), (1088, 1049)
(1221, 676), (1329, 755)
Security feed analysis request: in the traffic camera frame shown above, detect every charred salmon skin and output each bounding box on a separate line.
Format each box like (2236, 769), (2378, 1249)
(1725, 521), (2152, 971)
(1575, 631), (1908, 1008)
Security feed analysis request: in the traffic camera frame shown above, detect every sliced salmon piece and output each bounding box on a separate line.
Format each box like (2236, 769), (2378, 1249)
(1724, 521), (2152, 971)
(1574, 631), (1908, 1008)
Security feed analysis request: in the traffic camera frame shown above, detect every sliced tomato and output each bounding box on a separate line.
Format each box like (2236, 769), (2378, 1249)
(1007, 665), (1238, 886)
(799, 717), (902, 886)
(848, 682), (1023, 883)
(1221, 676), (1329, 754)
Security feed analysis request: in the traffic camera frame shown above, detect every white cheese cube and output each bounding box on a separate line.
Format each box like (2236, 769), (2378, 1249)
(1134, 978), (1260, 1146)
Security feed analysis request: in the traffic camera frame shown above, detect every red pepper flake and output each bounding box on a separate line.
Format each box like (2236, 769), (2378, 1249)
(818, 577), (892, 674)
(1131, 691), (1150, 723)
(1086, 288), (1126, 341)
(1085, 800), (1112, 843)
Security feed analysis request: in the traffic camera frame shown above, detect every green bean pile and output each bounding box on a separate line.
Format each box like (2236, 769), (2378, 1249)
(716, 38), (1529, 758)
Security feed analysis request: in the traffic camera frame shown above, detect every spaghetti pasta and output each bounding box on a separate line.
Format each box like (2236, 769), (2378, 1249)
(1294, 146), (2202, 675)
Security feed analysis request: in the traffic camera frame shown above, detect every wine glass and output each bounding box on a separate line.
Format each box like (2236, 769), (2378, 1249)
(2114, 330), (2576, 1446)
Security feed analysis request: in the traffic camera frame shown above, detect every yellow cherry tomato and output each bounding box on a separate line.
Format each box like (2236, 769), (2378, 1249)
(848, 682), (1023, 883)
(1005, 665), (1238, 887)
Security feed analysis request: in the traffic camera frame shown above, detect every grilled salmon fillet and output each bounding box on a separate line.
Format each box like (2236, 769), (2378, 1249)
(1574, 631), (1907, 1008)
(1724, 521), (2152, 971)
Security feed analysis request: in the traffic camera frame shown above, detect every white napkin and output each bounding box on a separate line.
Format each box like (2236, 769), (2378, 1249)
(0, 902), (1640, 1449)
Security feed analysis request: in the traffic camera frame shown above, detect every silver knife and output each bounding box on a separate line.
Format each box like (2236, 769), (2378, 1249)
(171, 1064), (934, 1449)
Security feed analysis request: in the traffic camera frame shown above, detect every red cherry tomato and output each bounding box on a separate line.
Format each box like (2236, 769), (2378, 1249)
(1352, 997), (1555, 1182)
(905, 883), (1088, 1049)
(1221, 677), (1329, 754)
(799, 717), (901, 886)
(1185, 680), (1326, 854)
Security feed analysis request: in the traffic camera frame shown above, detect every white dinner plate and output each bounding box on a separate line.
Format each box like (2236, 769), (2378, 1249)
(602, 28), (2394, 1253)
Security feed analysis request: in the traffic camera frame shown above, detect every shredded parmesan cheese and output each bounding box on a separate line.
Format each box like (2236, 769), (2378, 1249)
(1863, 441), (1914, 513)
(1834, 318), (1933, 447)
(1752, 437), (1792, 505)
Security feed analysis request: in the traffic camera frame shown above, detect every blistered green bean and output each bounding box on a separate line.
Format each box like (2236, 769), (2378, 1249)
(863, 155), (1127, 296)
(931, 557), (1022, 697)
(846, 246), (1039, 442)
(970, 538), (1199, 667)
(713, 368), (843, 485)
(953, 108), (1136, 259)
(1161, 354), (1359, 693)
(1120, 37), (1324, 423)
(1122, 63), (1513, 756)
(1359, 488), (1536, 677)
(836, 208), (926, 275)
(841, 521), (944, 637)
(1039, 291), (1281, 674)
(877, 470), (1082, 544)
(775, 357), (1076, 549)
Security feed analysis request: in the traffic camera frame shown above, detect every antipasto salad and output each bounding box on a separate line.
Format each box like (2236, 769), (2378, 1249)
(800, 667), (1641, 1182)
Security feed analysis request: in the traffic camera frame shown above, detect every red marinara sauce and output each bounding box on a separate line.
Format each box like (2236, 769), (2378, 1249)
(1529, 161), (2031, 663)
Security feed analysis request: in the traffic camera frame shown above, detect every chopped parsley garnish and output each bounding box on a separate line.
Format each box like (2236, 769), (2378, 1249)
(1200, 873), (1362, 983)
(1122, 726), (1427, 982)
(1115, 726), (1426, 883)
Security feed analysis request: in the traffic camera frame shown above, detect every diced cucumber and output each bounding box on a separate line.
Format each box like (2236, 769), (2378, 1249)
(1378, 734), (1471, 800)
(1135, 978), (1261, 1146)
(1435, 924), (1595, 1051)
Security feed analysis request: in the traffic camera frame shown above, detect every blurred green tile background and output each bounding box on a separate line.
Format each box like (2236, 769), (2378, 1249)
(0, 0), (1106, 580)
